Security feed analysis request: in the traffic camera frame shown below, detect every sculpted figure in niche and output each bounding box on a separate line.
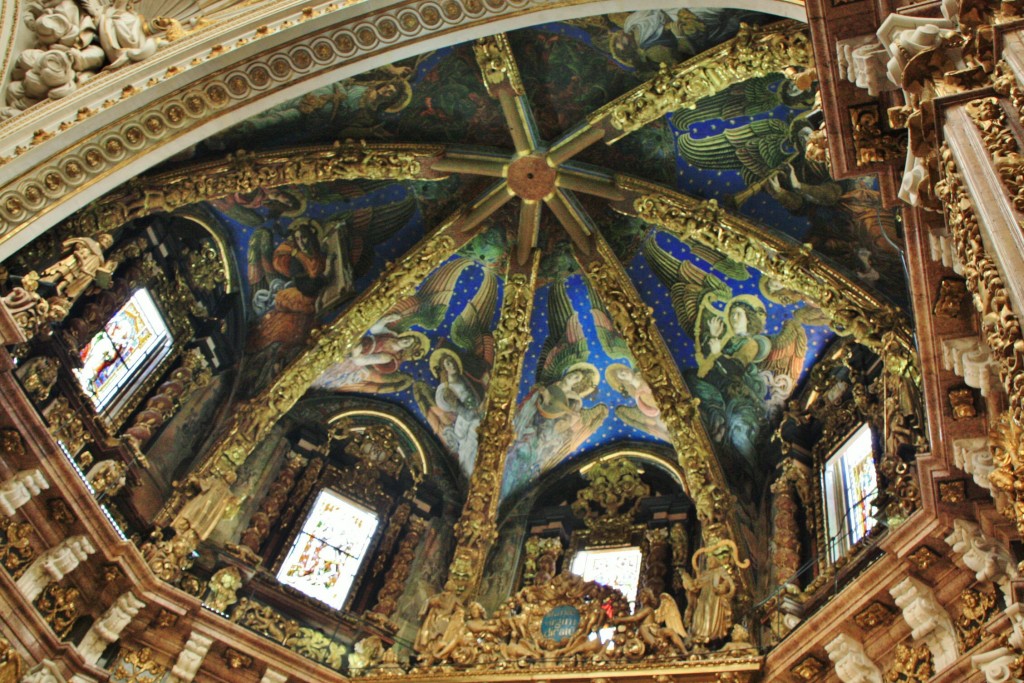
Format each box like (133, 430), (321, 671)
(40, 234), (114, 302)
(681, 541), (749, 646)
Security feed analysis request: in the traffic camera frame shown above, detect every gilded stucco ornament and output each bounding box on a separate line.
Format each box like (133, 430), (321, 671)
(590, 20), (813, 141)
(60, 143), (442, 239)
(579, 221), (750, 565)
(473, 33), (524, 93)
(572, 458), (651, 546)
(445, 254), (538, 598)
(937, 144), (1024, 535)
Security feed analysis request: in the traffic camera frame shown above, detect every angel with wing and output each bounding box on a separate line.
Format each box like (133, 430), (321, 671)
(616, 588), (690, 655)
(502, 280), (609, 498)
(412, 265), (499, 476)
(643, 236), (828, 485)
(314, 258), (470, 395)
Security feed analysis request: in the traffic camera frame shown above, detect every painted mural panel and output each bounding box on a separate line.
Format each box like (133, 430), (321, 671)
(499, 273), (672, 500)
(202, 177), (466, 396)
(669, 74), (906, 306)
(629, 230), (835, 501)
(312, 221), (508, 477)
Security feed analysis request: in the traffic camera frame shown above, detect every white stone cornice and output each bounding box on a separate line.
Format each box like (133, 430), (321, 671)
(0, 0), (805, 261)
(167, 632), (214, 683)
(825, 633), (883, 683)
(890, 576), (959, 670)
(0, 468), (48, 516)
(941, 335), (999, 395)
(15, 534), (95, 602)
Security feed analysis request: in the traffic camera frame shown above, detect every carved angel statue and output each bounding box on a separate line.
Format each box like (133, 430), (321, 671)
(616, 588), (690, 655)
(414, 589), (464, 667)
(39, 233), (115, 302)
(501, 279), (610, 498)
(644, 235), (829, 487)
(681, 540), (750, 646)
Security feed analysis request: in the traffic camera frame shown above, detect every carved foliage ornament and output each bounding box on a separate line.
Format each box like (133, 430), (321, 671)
(592, 20), (812, 139)
(446, 255), (537, 597)
(572, 458), (650, 544)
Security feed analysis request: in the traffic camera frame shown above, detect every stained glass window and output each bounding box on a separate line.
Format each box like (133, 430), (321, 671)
(823, 423), (877, 563)
(570, 546), (643, 605)
(276, 489), (378, 610)
(75, 289), (172, 412)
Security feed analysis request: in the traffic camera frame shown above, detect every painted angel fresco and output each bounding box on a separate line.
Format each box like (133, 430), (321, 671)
(501, 280), (609, 498)
(588, 286), (671, 443)
(643, 236), (828, 489)
(413, 266), (500, 476)
(314, 259), (475, 394)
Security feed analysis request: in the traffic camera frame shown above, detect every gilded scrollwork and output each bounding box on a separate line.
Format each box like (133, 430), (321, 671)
(581, 229), (741, 553)
(62, 143), (443, 238)
(0, 516), (36, 578)
(446, 254), (538, 598)
(884, 643), (934, 683)
(590, 20), (812, 141)
(230, 597), (346, 669)
(33, 581), (80, 639)
(954, 583), (998, 650)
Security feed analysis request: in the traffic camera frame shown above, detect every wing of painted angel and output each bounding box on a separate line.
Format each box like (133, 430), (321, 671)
(584, 279), (633, 362)
(450, 267), (499, 369)
(643, 235), (730, 340)
(536, 279), (590, 386)
(317, 184), (417, 280)
(760, 305), (828, 383)
(388, 258), (472, 332)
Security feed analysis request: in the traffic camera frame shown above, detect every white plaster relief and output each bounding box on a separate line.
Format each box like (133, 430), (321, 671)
(890, 576), (959, 670)
(2, 0), (159, 120)
(836, 35), (897, 97)
(928, 229), (964, 272)
(20, 660), (66, 683)
(945, 518), (1019, 603)
(0, 468), (48, 516)
(167, 632), (213, 683)
(15, 534), (95, 601)
(825, 633), (883, 683)
(941, 335), (998, 395)
(973, 646), (1023, 683)
(77, 591), (145, 664)
(953, 437), (995, 490)
(260, 670), (289, 683)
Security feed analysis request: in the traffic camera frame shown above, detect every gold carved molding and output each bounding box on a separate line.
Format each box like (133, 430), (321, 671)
(579, 231), (746, 567)
(588, 20), (812, 142)
(60, 142), (445, 238)
(445, 251), (538, 598)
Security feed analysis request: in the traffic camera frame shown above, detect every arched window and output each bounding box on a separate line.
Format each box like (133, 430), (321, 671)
(821, 423), (877, 563)
(74, 288), (173, 416)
